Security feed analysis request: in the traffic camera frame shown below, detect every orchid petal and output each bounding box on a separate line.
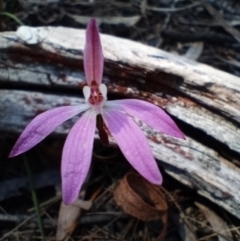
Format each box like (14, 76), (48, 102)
(102, 109), (162, 185)
(83, 85), (91, 101)
(62, 110), (96, 204)
(106, 99), (185, 139)
(9, 105), (89, 157)
(99, 83), (107, 100)
(84, 18), (104, 85)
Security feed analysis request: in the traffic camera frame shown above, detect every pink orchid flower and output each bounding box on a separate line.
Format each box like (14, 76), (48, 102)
(9, 19), (185, 204)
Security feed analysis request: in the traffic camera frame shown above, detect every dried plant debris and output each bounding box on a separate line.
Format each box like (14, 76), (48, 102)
(114, 172), (168, 221)
(195, 202), (233, 241)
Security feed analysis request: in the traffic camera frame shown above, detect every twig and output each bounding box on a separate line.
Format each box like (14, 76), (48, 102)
(203, 2), (240, 43)
(146, 2), (201, 13)
(0, 214), (35, 241)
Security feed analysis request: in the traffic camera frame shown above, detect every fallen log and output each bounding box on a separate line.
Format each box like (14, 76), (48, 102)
(0, 26), (240, 218)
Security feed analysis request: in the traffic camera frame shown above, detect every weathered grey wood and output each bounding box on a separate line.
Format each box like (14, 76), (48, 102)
(0, 27), (240, 218)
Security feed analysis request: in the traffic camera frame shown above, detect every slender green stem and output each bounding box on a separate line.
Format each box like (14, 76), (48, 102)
(23, 155), (46, 241)
(0, 12), (24, 26)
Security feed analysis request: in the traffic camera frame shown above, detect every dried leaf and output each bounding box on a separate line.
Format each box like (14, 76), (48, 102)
(114, 173), (168, 241)
(65, 15), (141, 27)
(114, 172), (167, 221)
(195, 202), (233, 241)
(56, 199), (92, 241)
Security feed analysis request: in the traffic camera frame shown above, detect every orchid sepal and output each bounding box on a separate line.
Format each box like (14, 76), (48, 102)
(84, 18), (104, 85)
(106, 99), (185, 139)
(9, 105), (89, 157)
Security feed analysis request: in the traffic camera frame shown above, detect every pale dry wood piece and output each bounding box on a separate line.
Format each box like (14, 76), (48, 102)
(0, 27), (240, 218)
(184, 42), (203, 60)
(57, 198), (92, 240)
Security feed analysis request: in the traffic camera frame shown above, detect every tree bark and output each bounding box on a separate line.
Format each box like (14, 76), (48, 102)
(0, 26), (240, 218)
